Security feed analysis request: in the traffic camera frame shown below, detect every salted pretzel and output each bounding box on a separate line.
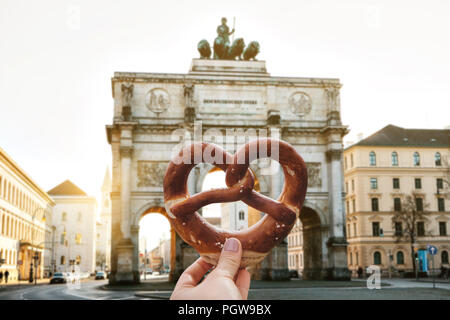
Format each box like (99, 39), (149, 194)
(163, 138), (308, 268)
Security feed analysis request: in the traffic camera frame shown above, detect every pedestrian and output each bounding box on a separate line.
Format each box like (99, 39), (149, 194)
(4, 270), (9, 284)
(0, 271), (3, 283)
(357, 266), (363, 279)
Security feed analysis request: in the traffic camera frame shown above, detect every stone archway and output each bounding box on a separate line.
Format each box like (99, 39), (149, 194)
(133, 206), (176, 282)
(300, 206), (324, 280)
(107, 58), (350, 284)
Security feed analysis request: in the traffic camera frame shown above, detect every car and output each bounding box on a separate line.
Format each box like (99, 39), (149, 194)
(50, 272), (67, 284)
(145, 268), (153, 275)
(95, 271), (106, 280)
(289, 270), (299, 278)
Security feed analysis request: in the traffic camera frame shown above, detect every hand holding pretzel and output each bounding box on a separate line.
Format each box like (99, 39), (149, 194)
(163, 138), (308, 268)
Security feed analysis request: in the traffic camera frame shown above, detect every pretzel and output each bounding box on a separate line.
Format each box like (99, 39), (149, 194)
(163, 138), (308, 268)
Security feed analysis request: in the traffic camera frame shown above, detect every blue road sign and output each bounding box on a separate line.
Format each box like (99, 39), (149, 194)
(427, 245), (438, 256)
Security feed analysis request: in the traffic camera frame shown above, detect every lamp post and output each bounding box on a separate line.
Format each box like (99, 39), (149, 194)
(29, 207), (48, 284)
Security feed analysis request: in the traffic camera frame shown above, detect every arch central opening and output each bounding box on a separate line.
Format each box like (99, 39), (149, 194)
(138, 210), (171, 282)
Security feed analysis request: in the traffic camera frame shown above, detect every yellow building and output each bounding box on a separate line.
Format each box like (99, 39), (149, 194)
(344, 125), (450, 277)
(0, 147), (55, 282)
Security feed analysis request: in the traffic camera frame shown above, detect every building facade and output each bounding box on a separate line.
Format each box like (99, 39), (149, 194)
(48, 180), (97, 274)
(344, 125), (450, 276)
(0, 147), (55, 281)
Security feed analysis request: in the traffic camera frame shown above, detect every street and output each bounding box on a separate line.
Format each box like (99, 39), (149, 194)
(0, 278), (448, 300)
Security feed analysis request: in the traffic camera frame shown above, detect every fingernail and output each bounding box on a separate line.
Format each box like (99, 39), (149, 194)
(224, 238), (239, 252)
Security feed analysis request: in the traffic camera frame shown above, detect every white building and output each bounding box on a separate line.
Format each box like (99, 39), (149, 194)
(48, 180), (97, 274)
(220, 201), (248, 231)
(96, 169), (111, 271)
(0, 147), (55, 281)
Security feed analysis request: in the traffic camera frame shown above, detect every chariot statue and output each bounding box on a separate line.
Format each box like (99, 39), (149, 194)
(197, 17), (260, 61)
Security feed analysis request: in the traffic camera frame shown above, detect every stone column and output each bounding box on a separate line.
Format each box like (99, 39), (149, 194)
(120, 146), (133, 239)
(326, 149), (350, 280)
(112, 123), (138, 284)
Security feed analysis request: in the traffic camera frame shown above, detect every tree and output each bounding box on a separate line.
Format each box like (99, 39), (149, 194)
(95, 250), (106, 269)
(391, 194), (430, 275)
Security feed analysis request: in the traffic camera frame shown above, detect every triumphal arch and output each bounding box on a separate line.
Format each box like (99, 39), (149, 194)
(106, 25), (350, 284)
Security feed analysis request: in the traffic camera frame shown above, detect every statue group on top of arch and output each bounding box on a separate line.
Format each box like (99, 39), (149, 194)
(197, 17), (260, 61)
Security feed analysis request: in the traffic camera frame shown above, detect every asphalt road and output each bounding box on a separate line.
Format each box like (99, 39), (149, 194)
(0, 280), (148, 300)
(0, 278), (449, 300)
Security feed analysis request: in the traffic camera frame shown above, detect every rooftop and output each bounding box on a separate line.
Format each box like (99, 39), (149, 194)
(48, 180), (87, 196)
(348, 125), (450, 149)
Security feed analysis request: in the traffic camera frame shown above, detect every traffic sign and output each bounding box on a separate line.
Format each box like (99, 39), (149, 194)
(427, 245), (438, 256)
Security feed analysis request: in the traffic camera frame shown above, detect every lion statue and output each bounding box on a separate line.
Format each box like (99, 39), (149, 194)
(213, 36), (229, 59)
(197, 39), (211, 59)
(243, 41), (260, 61)
(227, 38), (245, 60)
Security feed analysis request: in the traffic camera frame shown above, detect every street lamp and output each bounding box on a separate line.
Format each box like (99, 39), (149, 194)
(29, 207), (49, 284)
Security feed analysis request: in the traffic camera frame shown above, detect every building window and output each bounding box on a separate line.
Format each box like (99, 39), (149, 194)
(372, 222), (380, 236)
(391, 152), (398, 166)
(62, 212), (67, 222)
(349, 252), (353, 265)
(435, 152), (442, 166)
(75, 233), (82, 245)
(353, 223), (357, 236)
(345, 182), (348, 193)
(60, 256), (66, 265)
(416, 198), (424, 212)
(439, 222), (447, 236)
(414, 178), (422, 189)
(346, 201), (349, 213)
(60, 232), (66, 245)
(442, 251), (449, 264)
(393, 178), (400, 189)
(437, 178), (444, 190)
(78, 212), (82, 222)
(413, 152), (420, 166)
(394, 198), (402, 211)
(396, 251), (404, 265)
(395, 222), (403, 236)
(417, 222), (425, 236)
(352, 199), (356, 213)
(371, 198), (379, 212)
(344, 157), (348, 170)
(350, 154), (354, 167)
(76, 255), (81, 265)
(369, 152), (376, 166)
(238, 210), (245, 221)
(370, 178), (378, 190)
(438, 198), (445, 212)
(373, 251), (382, 265)
(356, 252), (359, 265)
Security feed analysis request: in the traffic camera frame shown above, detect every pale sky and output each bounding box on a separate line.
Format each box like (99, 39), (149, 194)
(1, 0), (450, 202)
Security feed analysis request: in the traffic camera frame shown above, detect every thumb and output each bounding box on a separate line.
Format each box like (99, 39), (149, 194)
(214, 238), (242, 280)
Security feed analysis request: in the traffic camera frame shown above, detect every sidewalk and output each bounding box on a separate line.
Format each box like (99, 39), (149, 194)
(0, 279), (50, 291)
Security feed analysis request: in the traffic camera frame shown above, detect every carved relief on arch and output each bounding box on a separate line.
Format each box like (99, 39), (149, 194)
(289, 92), (312, 116)
(305, 162), (322, 188)
(137, 161), (168, 188)
(145, 88), (170, 114)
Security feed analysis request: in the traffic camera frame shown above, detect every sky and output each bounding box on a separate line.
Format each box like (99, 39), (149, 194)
(1, 0), (450, 245)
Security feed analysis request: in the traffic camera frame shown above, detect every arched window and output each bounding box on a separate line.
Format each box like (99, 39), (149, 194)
(413, 152), (420, 166)
(369, 152), (376, 166)
(391, 152), (398, 166)
(373, 251), (382, 265)
(442, 251), (449, 264)
(435, 152), (442, 166)
(396, 251), (404, 265)
(60, 255), (66, 265)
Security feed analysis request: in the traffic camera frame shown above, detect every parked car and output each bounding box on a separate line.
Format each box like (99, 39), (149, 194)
(146, 268), (153, 275)
(50, 272), (67, 284)
(289, 270), (299, 278)
(95, 271), (106, 280)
